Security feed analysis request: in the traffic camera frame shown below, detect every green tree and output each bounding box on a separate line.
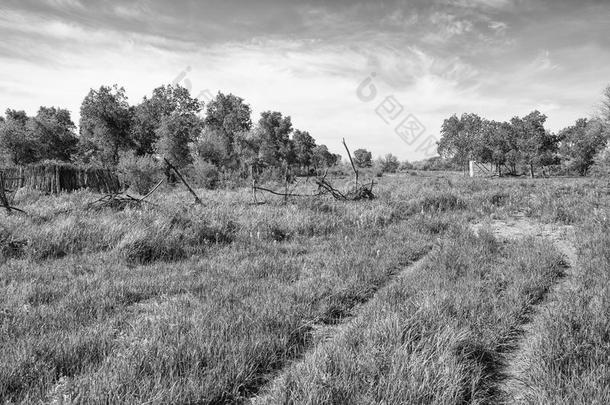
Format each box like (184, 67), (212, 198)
(353, 148), (373, 168)
(559, 118), (607, 176)
(204, 92), (252, 156)
(79, 85), (133, 165)
(155, 112), (201, 169)
(438, 113), (482, 170)
(312, 144), (337, 169)
(0, 110), (39, 165)
(514, 111), (558, 177)
(29, 107), (78, 161)
(292, 130), (316, 171)
(131, 85), (202, 156)
(194, 127), (231, 167)
(255, 111), (293, 167)
(380, 153), (400, 173)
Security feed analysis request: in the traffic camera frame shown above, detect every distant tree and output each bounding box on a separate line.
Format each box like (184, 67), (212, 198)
(29, 107), (78, 161)
(514, 111), (558, 177)
(204, 92), (252, 155)
(312, 144), (337, 169)
(194, 127), (231, 167)
(131, 85), (202, 156)
(255, 111), (293, 167)
(399, 160), (414, 171)
(0, 110), (39, 165)
(380, 153), (400, 173)
(438, 113), (482, 170)
(155, 112), (201, 169)
(292, 130), (316, 171)
(233, 130), (260, 172)
(353, 148), (372, 168)
(559, 118), (608, 176)
(79, 85), (133, 165)
(477, 120), (514, 175)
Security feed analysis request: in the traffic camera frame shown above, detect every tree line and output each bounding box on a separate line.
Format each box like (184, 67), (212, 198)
(437, 85), (610, 177)
(0, 84), (343, 181)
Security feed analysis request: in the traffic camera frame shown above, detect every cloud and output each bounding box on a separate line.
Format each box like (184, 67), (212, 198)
(1, 0), (610, 160)
(489, 20), (508, 33)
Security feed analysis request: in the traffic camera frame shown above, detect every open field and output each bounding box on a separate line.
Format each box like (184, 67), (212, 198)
(1, 172), (609, 404)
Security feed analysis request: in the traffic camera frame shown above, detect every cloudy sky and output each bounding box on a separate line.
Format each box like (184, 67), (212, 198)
(1, 0), (609, 159)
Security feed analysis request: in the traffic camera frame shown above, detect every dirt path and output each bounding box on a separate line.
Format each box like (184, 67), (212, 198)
(472, 215), (577, 403)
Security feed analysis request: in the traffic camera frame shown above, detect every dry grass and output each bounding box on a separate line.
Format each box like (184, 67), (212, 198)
(0, 173), (608, 404)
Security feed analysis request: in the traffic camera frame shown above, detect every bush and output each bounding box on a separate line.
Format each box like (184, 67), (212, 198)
(590, 146), (610, 177)
(412, 193), (466, 214)
(187, 159), (220, 189)
(117, 153), (163, 195)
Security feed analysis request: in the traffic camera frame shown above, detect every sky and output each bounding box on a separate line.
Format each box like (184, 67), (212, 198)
(1, 0), (609, 160)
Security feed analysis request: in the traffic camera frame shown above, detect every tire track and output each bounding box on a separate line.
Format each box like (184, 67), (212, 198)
(249, 251), (433, 404)
(472, 216), (577, 403)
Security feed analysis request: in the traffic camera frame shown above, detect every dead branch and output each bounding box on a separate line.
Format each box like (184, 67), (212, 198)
(87, 193), (148, 211)
(342, 138), (359, 188)
(140, 179), (164, 201)
(164, 158), (202, 204)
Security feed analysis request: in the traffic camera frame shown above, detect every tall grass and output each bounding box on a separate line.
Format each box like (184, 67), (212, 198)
(507, 213), (610, 403)
(255, 226), (565, 404)
(0, 174), (607, 403)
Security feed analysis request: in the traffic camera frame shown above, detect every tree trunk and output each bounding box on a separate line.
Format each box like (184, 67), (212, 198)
(529, 163), (535, 178)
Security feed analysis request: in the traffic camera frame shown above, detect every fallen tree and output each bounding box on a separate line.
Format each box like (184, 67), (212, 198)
(251, 139), (376, 203)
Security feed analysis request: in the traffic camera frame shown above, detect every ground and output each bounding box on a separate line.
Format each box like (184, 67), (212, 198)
(0, 172), (609, 404)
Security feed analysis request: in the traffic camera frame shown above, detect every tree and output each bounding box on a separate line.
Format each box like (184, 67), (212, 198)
(29, 107), (78, 161)
(312, 145), (337, 169)
(292, 130), (316, 171)
(204, 92), (252, 155)
(559, 118), (608, 176)
(254, 111), (293, 167)
(0, 110), (39, 165)
(155, 112), (201, 169)
(601, 85), (610, 125)
(79, 85), (133, 165)
(380, 154), (400, 173)
(515, 111), (558, 177)
(478, 120), (514, 175)
(353, 148), (372, 168)
(194, 127), (231, 167)
(131, 85), (202, 156)
(438, 113), (482, 170)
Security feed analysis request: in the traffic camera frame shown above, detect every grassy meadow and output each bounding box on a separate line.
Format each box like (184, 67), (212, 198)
(0, 172), (609, 404)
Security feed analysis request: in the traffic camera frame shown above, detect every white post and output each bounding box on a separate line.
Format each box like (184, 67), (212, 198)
(469, 160), (475, 178)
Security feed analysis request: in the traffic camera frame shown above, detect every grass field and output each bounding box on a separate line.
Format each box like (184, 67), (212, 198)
(1, 172), (609, 404)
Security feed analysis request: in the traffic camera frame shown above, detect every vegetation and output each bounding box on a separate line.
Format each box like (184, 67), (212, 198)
(1, 173), (609, 403)
(437, 85), (610, 177)
(0, 85), (342, 187)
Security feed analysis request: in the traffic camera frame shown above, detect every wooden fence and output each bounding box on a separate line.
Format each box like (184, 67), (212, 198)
(0, 163), (120, 194)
